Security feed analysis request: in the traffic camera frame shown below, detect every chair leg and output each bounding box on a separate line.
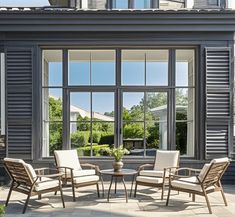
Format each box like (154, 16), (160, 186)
(134, 182), (138, 197)
(192, 194), (195, 202)
(220, 189), (228, 206)
(5, 181), (14, 206)
(203, 192), (212, 214)
(72, 185), (76, 202)
(218, 181), (228, 206)
(96, 183), (100, 198)
(38, 194), (42, 200)
(54, 191), (57, 195)
(166, 186), (171, 206)
(22, 193), (31, 214)
(59, 180), (65, 208)
(161, 185), (165, 200)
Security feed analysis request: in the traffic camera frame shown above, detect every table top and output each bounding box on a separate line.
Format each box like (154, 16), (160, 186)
(100, 169), (137, 176)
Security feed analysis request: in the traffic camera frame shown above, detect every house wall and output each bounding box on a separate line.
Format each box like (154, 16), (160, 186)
(0, 10), (235, 183)
(0, 30), (234, 183)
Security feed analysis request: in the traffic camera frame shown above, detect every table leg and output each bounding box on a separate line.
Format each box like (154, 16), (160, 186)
(130, 174), (135, 197)
(107, 175), (114, 202)
(100, 175), (105, 198)
(115, 177), (117, 194)
(121, 177), (128, 203)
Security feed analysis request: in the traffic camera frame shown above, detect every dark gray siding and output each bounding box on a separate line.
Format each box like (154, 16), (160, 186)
(6, 48), (33, 159)
(205, 48), (231, 159)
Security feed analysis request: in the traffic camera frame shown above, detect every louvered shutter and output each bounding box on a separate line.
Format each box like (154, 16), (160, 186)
(205, 47), (231, 159)
(6, 48), (33, 159)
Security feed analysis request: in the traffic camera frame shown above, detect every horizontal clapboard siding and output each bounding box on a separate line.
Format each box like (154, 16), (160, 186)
(6, 48), (33, 159)
(205, 48), (231, 159)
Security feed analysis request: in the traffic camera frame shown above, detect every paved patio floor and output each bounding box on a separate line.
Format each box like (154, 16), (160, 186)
(1, 183), (235, 217)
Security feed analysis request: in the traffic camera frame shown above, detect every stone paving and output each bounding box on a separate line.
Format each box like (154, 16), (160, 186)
(0, 183), (235, 217)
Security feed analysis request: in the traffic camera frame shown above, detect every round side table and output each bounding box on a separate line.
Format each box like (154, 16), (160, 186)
(100, 169), (138, 203)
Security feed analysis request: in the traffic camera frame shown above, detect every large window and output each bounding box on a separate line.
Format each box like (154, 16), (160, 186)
(42, 48), (195, 158)
(112, 0), (152, 9)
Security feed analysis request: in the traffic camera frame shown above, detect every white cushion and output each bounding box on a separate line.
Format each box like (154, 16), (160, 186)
(210, 157), (229, 164)
(154, 150), (179, 171)
(35, 177), (59, 192)
(139, 170), (170, 178)
(4, 158), (24, 164)
(54, 150), (82, 172)
(73, 175), (99, 184)
(25, 163), (37, 180)
(64, 169), (96, 178)
(136, 176), (163, 184)
(171, 176), (215, 192)
(198, 163), (211, 182)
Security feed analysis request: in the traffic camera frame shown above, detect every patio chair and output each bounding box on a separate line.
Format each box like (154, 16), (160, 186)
(134, 150), (180, 200)
(54, 150), (103, 201)
(4, 158), (65, 214)
(166, 157), (230, 214)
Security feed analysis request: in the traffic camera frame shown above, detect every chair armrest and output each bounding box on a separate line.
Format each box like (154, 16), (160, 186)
(37, 173), (63, 179)
(169, 174), (200, 185)
(138, 164), (154, 173)
(57, 166), (74, 171)
(81, 163), (100, 173)
(35, 167), (58, 175)
(175, 167), (201, 176)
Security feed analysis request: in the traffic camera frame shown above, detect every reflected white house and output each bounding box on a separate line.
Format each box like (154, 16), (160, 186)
(150, 104), (194, 156)
(70, 104), (114, 133)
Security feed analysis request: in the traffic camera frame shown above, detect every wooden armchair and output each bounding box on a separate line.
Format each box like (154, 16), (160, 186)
(134, 150), (180, 200)
(4, 158), (65, 214)
(54, 150), (103, 201)
(166, 157), (230, 214)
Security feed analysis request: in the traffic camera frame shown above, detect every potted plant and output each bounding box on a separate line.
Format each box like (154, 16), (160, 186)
(106, 146), (129, 172)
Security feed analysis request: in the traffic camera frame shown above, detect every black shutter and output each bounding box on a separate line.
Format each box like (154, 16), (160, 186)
(6, 48), (33, 159)
(205, 47), (231, 159)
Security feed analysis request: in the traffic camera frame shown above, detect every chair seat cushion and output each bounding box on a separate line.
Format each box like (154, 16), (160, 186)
(139, 170), (169, 177)
(64, 169), (96, 178)
(73, 175), (99, 184)
(35, 178), (59, 192)
(136, 175), (163, 184)
(171, 176), (215, 192)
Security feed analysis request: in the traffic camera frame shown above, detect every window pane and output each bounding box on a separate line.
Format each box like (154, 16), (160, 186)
(71, 122), (91, 156)
(146, 92), (168, 153)
(123, 92), (144, 121)
(123, 122), (144, 156)
(176, 50), (195, 86)
(43, 50), (62, 87)
(134, 0), (151, 9)
(42, 88), (62, 157)
(122, 50), (145, 85)
(70, 92), (90, 121)
(92, 122), (114, 156)
(113, 0), (128, 9)
(176, 88), (194, 156)
(92, 92), (114, 121)
(69, 51), (90, 85)
(68, 50), (115, 85)
(146, 50), (168, 85)
(91, 51), (115, 85)
(42, 122), (62, 157)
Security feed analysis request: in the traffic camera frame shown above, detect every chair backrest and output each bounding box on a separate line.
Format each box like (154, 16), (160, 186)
(4, 158), (37, 186)
(153, 150), (180, 171)
(54, 150), (82, 171)
(198, 157), (230, 188)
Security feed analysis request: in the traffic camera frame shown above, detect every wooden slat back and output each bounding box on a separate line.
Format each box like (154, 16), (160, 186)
(4, 161), (34, 186)
(202, 161), (230, 189)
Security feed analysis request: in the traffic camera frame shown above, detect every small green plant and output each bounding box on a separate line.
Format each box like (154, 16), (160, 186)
(0, 204), (5, 217)
(106, 145), (129, 162)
